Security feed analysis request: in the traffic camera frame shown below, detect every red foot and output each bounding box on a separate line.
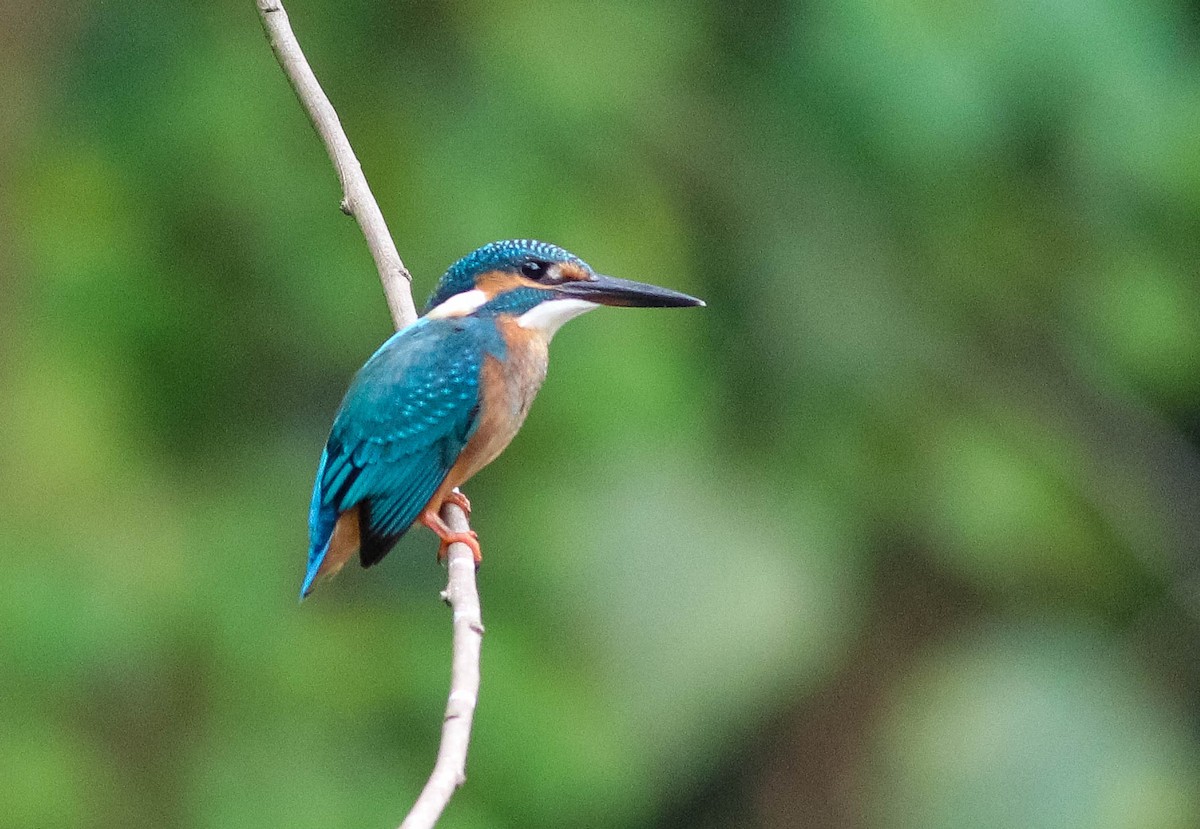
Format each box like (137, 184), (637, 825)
(419, 506), (483, 564)
(443, 488), (472, 517)
(437, 530), (481, 564)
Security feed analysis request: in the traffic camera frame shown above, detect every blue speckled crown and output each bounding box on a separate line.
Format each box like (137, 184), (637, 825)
(424, 240), (592, 312)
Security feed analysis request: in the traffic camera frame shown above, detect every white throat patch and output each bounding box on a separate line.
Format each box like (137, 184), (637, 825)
(517, 299), (599, 337)
(426, 289), (488, 319)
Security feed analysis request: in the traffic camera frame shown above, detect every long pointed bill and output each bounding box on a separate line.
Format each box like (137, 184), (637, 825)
(554, 274), (705, 308)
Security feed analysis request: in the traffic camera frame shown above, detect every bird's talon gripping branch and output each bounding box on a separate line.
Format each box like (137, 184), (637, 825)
(418, 506), (482, 563)
(437, 531), (481, 565)
(444, 489), (472, 516)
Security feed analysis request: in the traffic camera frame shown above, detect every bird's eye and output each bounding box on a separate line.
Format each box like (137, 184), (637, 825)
(520, 260), (547, 280)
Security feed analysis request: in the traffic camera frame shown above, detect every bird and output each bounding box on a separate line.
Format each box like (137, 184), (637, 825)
(301, 239), (704, 597)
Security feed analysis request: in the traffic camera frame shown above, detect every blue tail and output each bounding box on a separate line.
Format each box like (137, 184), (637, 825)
(300, 544), (329, 599)
(302, 449), (337, 599)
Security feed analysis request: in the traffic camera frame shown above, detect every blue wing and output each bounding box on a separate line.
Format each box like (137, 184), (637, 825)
(303, 317), (497, 596)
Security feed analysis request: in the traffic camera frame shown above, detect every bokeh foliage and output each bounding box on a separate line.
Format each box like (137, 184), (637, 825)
(3, 1), (1200, 827)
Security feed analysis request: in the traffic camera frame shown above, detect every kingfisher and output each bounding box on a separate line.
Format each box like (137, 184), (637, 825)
(302, 239), (703, 597)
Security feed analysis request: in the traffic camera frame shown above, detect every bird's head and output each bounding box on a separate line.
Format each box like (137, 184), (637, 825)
(424, 240), (703, 334)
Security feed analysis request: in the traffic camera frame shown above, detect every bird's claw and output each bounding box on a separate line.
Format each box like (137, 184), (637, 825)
(420, 505), (482, 566)
(443, 489), (472, 517)
(436, 529), (482, 566)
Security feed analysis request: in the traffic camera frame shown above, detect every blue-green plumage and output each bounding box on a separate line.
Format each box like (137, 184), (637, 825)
(303, 239), (703, 598)
(303, 315), (506, 596)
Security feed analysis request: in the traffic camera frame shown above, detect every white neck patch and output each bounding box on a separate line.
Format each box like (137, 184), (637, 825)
(517, 299), (599, 337)
(426, 289), (488, 319)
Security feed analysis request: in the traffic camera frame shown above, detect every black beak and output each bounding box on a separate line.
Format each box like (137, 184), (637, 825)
(554, 274), (705, 308)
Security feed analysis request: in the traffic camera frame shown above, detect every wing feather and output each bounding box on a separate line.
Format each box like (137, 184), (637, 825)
(303, 318), (496, 594)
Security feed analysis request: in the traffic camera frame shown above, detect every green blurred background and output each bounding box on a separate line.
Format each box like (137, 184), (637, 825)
(4, 0), (1200, 827)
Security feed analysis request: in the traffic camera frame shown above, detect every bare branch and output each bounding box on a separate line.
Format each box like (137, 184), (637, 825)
(401, 503), (484, 829)
(255, 3), (483, 827)
(256, 0), (418, 328)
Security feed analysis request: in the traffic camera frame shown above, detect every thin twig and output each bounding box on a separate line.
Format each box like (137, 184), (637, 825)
(255, 3), (483, 827)
(401, 504), (484, 829)
(256, 0), (418, 328)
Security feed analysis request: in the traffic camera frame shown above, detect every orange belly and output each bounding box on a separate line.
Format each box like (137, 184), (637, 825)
(424, 316), (550, 509)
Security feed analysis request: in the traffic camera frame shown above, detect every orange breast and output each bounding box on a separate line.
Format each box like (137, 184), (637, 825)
(439, 316), (550, 492)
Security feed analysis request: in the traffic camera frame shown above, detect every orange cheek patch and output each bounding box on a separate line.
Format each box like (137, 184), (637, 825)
(558, 262), (591, 282)
(474, 270), (549, 296)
